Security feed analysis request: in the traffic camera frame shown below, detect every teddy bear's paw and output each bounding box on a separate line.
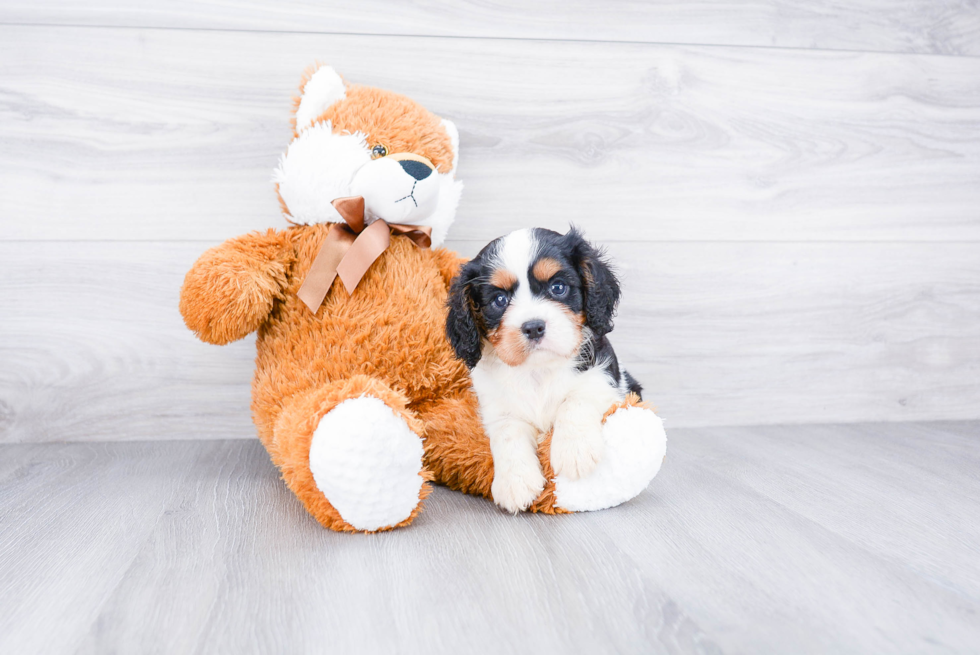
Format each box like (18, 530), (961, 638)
(553, 406), (667, 512)
(308, 395), (425, 531)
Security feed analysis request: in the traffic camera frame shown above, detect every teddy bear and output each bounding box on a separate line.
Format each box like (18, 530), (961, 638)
(178, 63), (667, 532)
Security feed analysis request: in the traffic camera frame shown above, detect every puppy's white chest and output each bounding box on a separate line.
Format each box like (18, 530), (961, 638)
(472, 358), (578, 434)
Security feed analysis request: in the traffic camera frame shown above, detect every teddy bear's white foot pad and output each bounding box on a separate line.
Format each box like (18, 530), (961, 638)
(309, 395), (425, 531)
(553, 406), (667, 512)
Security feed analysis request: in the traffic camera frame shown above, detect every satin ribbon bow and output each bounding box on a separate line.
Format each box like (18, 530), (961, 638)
(296, 196), (433, 312)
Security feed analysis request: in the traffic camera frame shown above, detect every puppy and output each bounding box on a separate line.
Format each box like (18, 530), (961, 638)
(446, 227), (641, 513)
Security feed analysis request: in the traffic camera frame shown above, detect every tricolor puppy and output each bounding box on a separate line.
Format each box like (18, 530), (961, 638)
(446, 227), (641, 513)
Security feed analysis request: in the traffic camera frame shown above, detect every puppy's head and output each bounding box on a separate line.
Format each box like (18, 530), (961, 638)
(447, 227), (620, 368)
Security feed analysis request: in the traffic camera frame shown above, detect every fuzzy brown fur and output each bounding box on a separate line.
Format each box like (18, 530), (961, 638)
(179, 66), (640, 531)
(182, 224), (498, 530)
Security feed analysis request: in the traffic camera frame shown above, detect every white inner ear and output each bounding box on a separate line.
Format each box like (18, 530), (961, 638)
(440, 118), (460, 174)
(295, 66), (346, 132)
(425, 175), (463, 248)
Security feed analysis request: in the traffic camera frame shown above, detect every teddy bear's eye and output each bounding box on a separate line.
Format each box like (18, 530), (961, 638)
(371, 144), (388, 159)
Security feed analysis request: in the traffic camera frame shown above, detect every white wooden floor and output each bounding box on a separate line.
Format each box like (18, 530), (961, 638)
(1, 421), (978, 654)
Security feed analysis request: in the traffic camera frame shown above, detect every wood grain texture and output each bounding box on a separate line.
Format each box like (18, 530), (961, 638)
(2, 240), (977, 442)
(0, 243), (256, 443)
(1, 422), (978, 654)
(2, 0), (980, 56)
(2, 25), (980, 243)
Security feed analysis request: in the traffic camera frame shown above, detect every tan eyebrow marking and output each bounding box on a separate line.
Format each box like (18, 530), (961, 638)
(532, 257), (563, 282)
(490, 268), (517, 290)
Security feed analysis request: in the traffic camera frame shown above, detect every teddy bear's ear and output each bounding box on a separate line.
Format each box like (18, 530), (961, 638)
(440, 118), (460, 174)
(293, 64), (347, 133)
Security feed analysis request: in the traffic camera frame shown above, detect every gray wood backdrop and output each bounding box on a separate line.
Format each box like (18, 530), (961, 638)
(2, 2), (979, 442)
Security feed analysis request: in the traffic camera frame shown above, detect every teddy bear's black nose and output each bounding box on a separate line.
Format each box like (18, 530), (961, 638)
(399, 159), (433, 181)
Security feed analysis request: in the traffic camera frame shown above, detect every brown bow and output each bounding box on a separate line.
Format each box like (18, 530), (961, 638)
(296, 196), (433, 312)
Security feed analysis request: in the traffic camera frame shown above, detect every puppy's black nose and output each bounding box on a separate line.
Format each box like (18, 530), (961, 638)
(521, 320), (546, 341)
(399, 159), (433, 180)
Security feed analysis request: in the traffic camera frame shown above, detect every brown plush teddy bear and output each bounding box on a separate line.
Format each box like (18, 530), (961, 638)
(178, 64), (666, 532)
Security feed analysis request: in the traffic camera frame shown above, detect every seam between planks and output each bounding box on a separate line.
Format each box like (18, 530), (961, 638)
(1, 21), (979, 61)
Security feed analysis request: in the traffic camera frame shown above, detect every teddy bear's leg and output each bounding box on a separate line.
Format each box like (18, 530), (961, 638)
(269, 375), (432, 532)
(547, 394), (667, 513)
(413, 391), (664, 515)
(413, 391), (495, 500)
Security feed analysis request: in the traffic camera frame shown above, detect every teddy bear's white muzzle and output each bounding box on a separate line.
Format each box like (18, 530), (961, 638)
(351, 157), (442, 226)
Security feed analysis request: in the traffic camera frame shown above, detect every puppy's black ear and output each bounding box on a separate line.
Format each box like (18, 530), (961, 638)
(565, 227), (621, 339)
(446, 259), (485, 368)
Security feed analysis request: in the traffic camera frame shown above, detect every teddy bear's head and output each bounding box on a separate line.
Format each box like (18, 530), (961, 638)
(273, 64), (462, 247)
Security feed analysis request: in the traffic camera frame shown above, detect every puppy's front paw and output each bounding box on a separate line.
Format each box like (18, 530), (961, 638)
(491, 466), (546, 514)
(551, 419), (605, 481)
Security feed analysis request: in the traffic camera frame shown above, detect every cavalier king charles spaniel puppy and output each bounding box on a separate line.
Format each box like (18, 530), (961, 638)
(446, 227), (641, 513)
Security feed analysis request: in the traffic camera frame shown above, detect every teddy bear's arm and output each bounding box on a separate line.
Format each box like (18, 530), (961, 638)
(431, 247), (468, 291)
(179, 229), (292, 345)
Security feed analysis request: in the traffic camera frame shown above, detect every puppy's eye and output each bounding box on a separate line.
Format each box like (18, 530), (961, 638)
(550, 280), (568, 297)
(491, 292), (509, 309)
(371, 144), (388, 159)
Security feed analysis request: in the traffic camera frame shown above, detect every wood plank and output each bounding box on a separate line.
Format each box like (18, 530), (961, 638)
(609, 240), (980, 427)
(2, 25), (980, 243)
(2, 240), (977, 442)
(2, 423), (979, 653)
(2, 0), (980, 56)
(675, 422), (980, 602)
(597, 421), (980, 653)
(0, 440), (235, 655)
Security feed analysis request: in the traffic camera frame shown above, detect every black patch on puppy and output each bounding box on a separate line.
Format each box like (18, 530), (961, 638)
(445, 258), (486, 368)
(623, 370), (643, 397)
(590, 333), (643, 399)
(560, 227), (621, 339)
